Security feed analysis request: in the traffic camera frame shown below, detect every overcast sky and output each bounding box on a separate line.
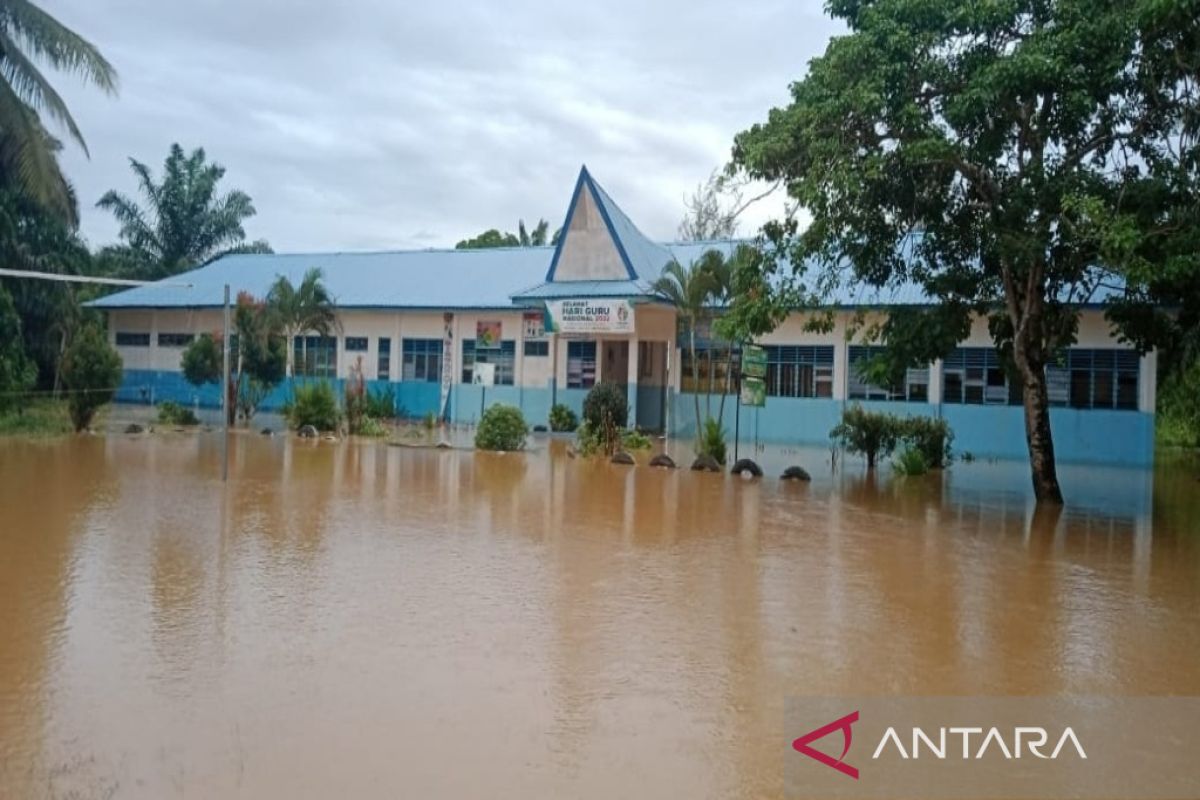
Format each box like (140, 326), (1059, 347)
(45, 0), (840, 253)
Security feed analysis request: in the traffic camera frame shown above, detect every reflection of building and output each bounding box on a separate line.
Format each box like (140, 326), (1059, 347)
(90, 166), (1155, 465)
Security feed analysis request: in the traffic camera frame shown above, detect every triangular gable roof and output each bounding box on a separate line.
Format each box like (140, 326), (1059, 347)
(544, 166), (674, 283)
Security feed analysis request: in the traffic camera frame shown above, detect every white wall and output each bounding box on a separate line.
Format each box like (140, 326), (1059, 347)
(106, 305), (1151, 411)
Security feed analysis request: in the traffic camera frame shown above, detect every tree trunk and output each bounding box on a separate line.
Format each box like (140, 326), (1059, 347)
(690, 327), (702, 446)
(1016, 359), (1063, 504)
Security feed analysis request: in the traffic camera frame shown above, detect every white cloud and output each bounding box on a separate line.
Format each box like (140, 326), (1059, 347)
(42, 0), (841, 252)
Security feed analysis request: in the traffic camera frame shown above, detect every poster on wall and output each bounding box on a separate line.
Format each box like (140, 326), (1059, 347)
(475, 320), (502, 349)
(440, 313), (454, 420)
(522, 311), (545, 340)
(544, 299), (634, 334)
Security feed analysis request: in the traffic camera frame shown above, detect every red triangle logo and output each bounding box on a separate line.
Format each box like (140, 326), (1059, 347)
(792, 710), (860, 780)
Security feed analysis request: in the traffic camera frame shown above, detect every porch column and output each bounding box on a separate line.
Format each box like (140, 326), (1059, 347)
(627, 338), (639, 429)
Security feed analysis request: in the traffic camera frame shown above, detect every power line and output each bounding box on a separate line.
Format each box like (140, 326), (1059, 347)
(0, 268), (193, 288)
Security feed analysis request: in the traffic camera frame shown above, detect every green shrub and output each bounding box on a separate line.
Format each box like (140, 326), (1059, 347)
(576, 420), (601, 455)
(892, 445), (929, 476)
(830, 404), (902, 469)
(475, 403), (528, 451)
(285, 381), (340, 431)
(699, 417), (728, 465)
(61, 325), (122, 432)
(365, 385), (397, 420)
(549, 403), (578, 432)
(423, 410), (437, 431)
(1158, 361), (1200, 447)
(900, 416), (953, 468)
(622, 428), (652, 450)
(0, 284), (35, 414)
(582, 381), (628, 430)
(354, 416), (389, 437)
(157, 401), (199, 426)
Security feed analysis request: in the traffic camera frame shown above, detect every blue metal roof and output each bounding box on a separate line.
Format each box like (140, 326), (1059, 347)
(88, 164), (1124, 313)
(89, 246), (555, 310)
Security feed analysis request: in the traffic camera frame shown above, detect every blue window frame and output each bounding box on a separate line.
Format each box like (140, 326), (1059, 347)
(764, 345), (834, 398)
(462, 340), (515, 385)
(345, 336), (368, 352)
(377, 337), (391, 381)
(157, 332), (194, 347)
(294, 335), (338, 378)
(566, 341), (597, 389)
(523, 340), (549, 357)
(848, 345), (929, 402)
(1060, 349), (1140, 410)
(115, 332), (150, 347)
(402, 338), (442, 382)
(680, 345), (739, 395)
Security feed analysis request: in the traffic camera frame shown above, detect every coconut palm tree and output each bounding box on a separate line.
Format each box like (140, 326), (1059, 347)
(96, 143), (270, 279)
(0, 0), (117, 225)
(266, 268), (339, 377)
(652, 258), (716, 443)
(695, 244), (760, 424)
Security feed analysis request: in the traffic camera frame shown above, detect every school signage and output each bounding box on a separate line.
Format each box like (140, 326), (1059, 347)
(544, 299), (634, 334)
(740, 344), (767, 407)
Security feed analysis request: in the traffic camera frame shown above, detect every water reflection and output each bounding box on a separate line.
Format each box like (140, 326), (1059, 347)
(0, 431), (1196, 799)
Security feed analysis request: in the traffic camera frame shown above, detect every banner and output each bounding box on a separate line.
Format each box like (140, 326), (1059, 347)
(742, 344), (767, 378)
(544, 299), (634, 334)
(741, 376), (766, 407)
(476, 320), (502, 349)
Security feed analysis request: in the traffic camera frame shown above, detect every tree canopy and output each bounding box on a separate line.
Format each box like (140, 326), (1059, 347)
(0, 0), (116, 225)
(728, 0), (1196, 504)
(96, 143), (270, 279)
(455, 218), (560, 249)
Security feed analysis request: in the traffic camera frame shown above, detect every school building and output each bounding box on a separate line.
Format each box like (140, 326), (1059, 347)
(89, 166), (1157, 466)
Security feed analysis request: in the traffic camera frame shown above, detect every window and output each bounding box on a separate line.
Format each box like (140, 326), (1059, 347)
(848, 346), (929, 402)
(294, 335), (338, 378)
(157, 332), (194, 347)
(566, 341), (597, 389)
(680, 346), (739, 394)
(523, 340), (549, 357)
(115, 332), (150, 347)
(764, 345), (834, 398)
(345, 336), (368, 352)
(941, 348), (1021, 405)
(463, 340), (515, 385)
(402, 338), (442, 382)
(1060, 349), (1140, 410)
(377, 338), (391, 381)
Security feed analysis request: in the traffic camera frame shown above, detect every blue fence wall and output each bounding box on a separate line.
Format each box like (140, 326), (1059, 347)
(114, 369), (1154, 465)
(671, 391), (1154, 467)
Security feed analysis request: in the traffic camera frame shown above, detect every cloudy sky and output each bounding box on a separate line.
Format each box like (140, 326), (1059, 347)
(45, 0), (841, 253)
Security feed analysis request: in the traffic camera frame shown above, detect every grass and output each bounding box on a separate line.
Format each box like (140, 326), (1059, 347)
(0, 400), (75, 437)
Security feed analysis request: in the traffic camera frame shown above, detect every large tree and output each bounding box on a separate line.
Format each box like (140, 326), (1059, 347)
(729, 0), (1163, 504)
(96, 143), (270, 279)
(0, 0), (116, 225)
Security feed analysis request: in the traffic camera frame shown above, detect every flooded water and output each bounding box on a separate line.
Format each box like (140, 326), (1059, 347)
(1, 430), (1198, 799)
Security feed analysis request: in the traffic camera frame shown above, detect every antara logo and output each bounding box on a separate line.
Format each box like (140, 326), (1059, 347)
(792, 711), (860, 779)
(793, 711), (1088, 779)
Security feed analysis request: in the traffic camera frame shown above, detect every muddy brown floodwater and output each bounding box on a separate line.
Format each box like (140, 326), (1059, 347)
(1, 430), (1198, 799)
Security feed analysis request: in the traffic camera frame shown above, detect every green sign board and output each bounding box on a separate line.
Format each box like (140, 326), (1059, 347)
(740, 376), (766, 407)
(742, 344), (767, 379)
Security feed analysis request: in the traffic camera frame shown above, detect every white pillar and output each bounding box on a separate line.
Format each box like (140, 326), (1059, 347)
(928, 359), (943, 406)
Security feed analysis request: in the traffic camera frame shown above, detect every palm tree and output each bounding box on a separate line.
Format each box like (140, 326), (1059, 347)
(652, 259), (715, 443)
(266, 268), (339, 377)
(0, 0), (117, 225)
(96, 143), (269, 279)
(695, 244), (759, 424)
